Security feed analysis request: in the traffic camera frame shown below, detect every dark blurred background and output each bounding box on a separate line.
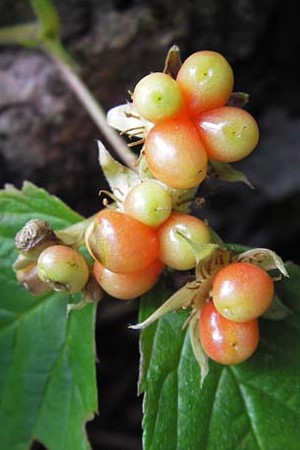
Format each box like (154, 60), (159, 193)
(1, 0), (300, 449)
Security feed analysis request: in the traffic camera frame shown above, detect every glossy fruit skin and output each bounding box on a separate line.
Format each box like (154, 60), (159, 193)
(212, 262), (274, 322)
(132, 72), (185, 123)
(124, 180), (172, 227)
(195, 106), (259, 162)
(145, 118), (208, 189)
(199, 301), (259, 365)
(87, 210), (159, 273)
(37, 245), (89, 294)
(158, 212), (211, 270)
(176, 51), (234, 116)
(93, 259), (164, 300)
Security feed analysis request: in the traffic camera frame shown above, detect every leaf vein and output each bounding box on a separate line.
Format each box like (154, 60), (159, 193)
(228, 367), (262, 449)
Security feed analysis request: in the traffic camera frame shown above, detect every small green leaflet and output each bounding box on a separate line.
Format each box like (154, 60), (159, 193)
(139, 264), (300, 450)
(0, 182), (97, 450)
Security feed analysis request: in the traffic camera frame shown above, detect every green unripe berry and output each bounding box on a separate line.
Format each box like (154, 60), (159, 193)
(158, 212), (211, 270)
(37, 245), (90, 294)
(132, 72), (184, 123)
(124, 181), (172, 227)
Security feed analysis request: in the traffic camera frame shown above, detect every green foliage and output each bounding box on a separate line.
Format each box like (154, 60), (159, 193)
(0, 182), (97, 450)
(31, 0), (61, 39)
(139, 265), (300, 450)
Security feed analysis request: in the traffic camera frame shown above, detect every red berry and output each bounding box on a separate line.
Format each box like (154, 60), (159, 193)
(145, 118), (208, 189)
(177, 50), (234, 116)
(195, 106), (259, 162)
(199, 301), (259, 365)
(212, 262), (274, 322)
(86, 210), (159, 273)
(93, 259), (164, 300)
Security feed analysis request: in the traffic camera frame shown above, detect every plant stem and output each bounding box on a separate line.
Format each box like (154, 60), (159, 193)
(44, 41), (137, 169)
(0, 23), (39, 46)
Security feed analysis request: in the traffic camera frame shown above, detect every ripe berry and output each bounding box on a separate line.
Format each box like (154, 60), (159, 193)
(132, 72), (184, 123)
(93, 259), (164, 300)
(145, 118), (208, 189)
(199, 301), (259, 365)
(195, 106), (259, 162)
(37, 245), (90, 294)
(158, 212), (211, 270)
(86, 209), (159, 273)
(212, 262), (274, 322)
(124, 180), (172, 227)
(176, 50), (234, 116)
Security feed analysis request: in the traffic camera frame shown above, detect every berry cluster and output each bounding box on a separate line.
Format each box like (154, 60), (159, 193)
(133, 50), (259, 189)
(13, 48), (279, 369)
(199, 262), (274, 365)
(87, 196), (211, 300)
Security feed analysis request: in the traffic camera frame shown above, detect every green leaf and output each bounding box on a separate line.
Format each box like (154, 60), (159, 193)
(139, 263), (300, 450)
(0, 182), (97, 450)
(262, 293), (292, 321)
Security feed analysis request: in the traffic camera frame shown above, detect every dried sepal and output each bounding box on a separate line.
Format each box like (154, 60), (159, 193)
(129, 281), (196, 330)
(163, 45), (182, 79)
(98, 140), (140, 207)
(208, 160), (254, 189)
(15, 219), (59, 258)
(85, 219), (101, 263)
(55, 215), (96, 247)
(189, 311), (209, 387)
(167, 185), (198, 213)
(175, 231), (219, 264)
(82, 273), (103, 304)
(193, 247), (233, 309)
(237, 248), (289, 277)
(106, 103), (152, 138)
(227, 91), (249, 108)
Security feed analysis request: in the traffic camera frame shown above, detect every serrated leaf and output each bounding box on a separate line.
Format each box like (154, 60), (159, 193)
(208, 160), (254, 189)
(139, 263), (300, 450)
(0, 182), (97, 450)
